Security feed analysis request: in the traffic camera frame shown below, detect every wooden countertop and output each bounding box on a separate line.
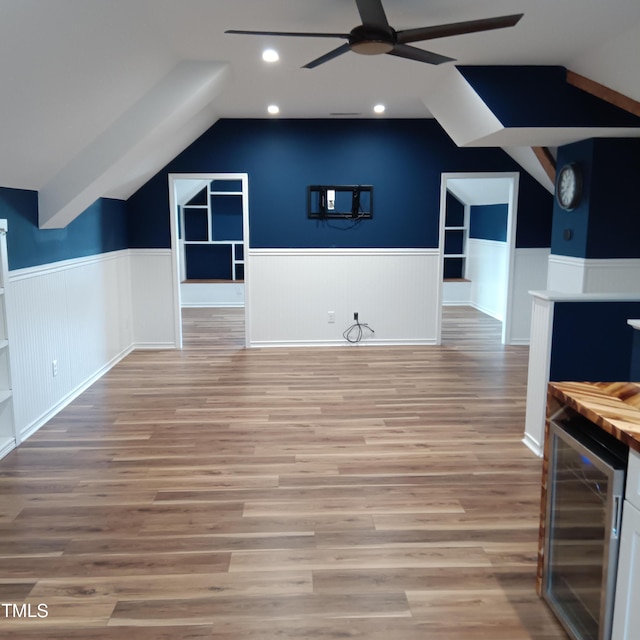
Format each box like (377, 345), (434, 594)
(547, 381), (640, 453)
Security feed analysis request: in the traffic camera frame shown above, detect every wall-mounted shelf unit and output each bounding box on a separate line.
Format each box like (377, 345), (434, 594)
(0, 219), (17, 460)
(443, 200), (469, 281)
(180, 178), (246, 281)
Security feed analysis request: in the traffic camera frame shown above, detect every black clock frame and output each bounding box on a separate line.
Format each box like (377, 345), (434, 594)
(555, 162), (583, 211)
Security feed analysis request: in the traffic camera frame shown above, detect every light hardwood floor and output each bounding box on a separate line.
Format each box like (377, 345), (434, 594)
(0, 307), (568, 639)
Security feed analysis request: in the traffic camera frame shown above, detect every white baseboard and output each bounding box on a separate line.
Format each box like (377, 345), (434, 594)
(0, 437), (16, 460)
(470, 301), (503, 321)
(249, 338), (438, 348)
(522, 433), (543, 458)
(181, 303), (244, 309)
(133, 342), (178, 350)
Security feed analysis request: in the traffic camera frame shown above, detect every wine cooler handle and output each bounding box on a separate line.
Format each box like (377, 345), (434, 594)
(612, 495), (623, 539)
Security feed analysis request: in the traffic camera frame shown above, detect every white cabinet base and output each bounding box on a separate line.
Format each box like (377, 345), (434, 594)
(613, 450), (640, 639)
(612, 500), (640, 640)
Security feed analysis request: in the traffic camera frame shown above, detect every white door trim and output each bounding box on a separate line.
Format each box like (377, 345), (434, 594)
(437, 171), (520, 345)
(168, 172), (250, 348)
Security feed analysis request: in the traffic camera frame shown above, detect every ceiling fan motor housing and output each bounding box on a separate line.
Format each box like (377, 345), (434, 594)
(349, 25), (395, 54)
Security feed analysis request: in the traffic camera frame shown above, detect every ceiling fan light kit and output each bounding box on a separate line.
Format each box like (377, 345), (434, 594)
(226, 0), (523, 69)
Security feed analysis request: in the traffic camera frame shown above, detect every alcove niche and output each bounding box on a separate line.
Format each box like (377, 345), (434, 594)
(176, 175), (247, 309)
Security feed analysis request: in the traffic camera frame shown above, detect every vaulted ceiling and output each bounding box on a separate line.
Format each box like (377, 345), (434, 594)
(1, 0), (640, 227)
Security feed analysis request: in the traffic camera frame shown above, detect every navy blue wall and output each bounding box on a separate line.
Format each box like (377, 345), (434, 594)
(550, 140), (593, 258)
(0, 187), (128, 270)
(127, 119), (553, 250)
(551, 138), (640, 259)
(587, 138), (640, 258)
(445, 192), (465, 227)
(457, 66), (640, 129)
(469, 204), (508, 242)
(549, 301), (640, 382)
(631, 330), (640, 381)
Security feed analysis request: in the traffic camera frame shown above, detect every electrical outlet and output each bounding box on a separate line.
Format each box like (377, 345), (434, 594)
(52, 359), (58, 377)
(328, 311), (336, 324)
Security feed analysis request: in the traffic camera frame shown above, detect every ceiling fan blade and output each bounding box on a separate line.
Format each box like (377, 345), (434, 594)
(396, 13), (523, 44)
(355, 0), (390, 29)
(303, 43), (352, 69)
(388, 44), (455, 65)
(225, 29), (349, 39)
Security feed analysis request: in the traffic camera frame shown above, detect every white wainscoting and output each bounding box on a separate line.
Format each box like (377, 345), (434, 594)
(583, 258), (640, 293)
(180, 282), (244, 308)
(442, 280), (471, 306)
(129, 249), (177, 348)
(247, 248), (440, 347)
(7, 250), (134, 442)
(547, 255), (640, 294)
(510, 248), (550, 345)
(467, 238), (507, 321)
(523, 293), (555, 456)
(546, 255), (585, 293)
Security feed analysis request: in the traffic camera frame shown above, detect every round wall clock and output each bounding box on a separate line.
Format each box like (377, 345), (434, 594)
(556, 162), (583, 211)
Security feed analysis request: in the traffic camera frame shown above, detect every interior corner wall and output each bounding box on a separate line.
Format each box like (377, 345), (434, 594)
(466, 239), (507, 321)
(464, 204), (507, 320)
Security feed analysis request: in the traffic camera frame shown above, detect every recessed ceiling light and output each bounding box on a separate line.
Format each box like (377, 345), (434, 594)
(267, 104), (280, 115)
(262, 49), (279, 63)
(373, 104), (386, 114)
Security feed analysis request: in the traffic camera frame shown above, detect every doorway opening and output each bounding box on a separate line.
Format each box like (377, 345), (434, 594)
(437, 172), (519, 345)
(168, 173), (249, 348)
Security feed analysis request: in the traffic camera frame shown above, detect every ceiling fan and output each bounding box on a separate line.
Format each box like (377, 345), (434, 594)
(225, 0), (523, 69)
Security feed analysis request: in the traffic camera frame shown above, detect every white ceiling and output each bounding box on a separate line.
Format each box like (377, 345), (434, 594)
(447, 177), (511, 206)
(1, 0), (640, 224)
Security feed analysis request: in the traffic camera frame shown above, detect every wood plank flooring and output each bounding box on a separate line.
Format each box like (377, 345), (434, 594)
(0, 307), (568, 639)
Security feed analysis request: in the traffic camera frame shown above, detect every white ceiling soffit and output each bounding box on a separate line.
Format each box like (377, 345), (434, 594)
(175, 180), (210, 207)
(447, 177), (512, 205)
(503, 147), (554, 193)
(426, 67), (640, 148)
(38, 61), (229, 229)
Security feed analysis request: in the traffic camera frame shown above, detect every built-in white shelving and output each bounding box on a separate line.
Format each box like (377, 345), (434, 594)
(181, 180), (246, 282)
(0, 219), (17, 459)
(443, 204), (469, 281)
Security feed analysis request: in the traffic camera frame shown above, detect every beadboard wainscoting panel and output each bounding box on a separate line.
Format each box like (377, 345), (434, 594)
(7, 251), (133, 441)
(129, 249), (177, 348)
(547, 255), (586, 293)
(583, 258), (640, 293)
(548, 255), (640, 294)
(180, 282), (245, 308)
(510, 248), (550, 345)
(442, 280), (472, 306)
(247, 249), (439, 347)
(64, 254), (133, 388)
(467, 238), (508, 321)
(523, 294), (555, 456)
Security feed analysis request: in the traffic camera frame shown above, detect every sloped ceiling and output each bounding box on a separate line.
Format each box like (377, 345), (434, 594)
(1, 0), (640, 227)
(426, 65), (640, 148)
